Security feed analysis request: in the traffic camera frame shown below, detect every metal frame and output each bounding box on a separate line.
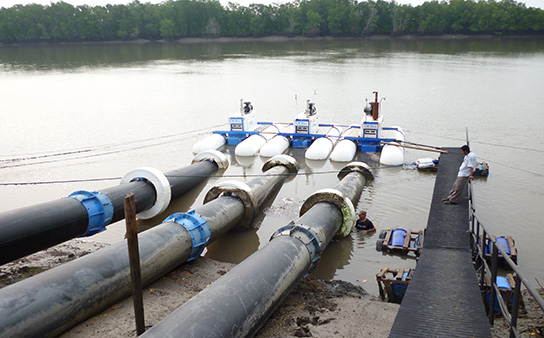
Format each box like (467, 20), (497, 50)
(468, 181), (544, 338)
(213, 122), (400, 150)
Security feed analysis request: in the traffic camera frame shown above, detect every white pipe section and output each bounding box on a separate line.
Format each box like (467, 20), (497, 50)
(235, 125), (279, 157)
(192, 134), (226, 154)
(330, 139), (357, 162)
(305, 127), (340, 160)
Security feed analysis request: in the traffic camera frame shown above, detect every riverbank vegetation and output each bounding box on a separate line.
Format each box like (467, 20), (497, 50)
(0, 0), (543, 43)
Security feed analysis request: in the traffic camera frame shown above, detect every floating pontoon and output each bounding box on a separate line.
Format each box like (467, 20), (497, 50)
(193, 92), (406, 165)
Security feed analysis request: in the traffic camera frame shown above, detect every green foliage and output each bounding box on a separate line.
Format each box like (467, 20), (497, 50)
(0, 0), (542, 43)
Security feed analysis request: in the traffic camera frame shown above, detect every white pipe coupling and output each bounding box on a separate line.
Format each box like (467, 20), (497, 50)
(337, 161), (374, 181)
(262, 154), (300, 174)
(121, 167), (172, 220)
(299, 188), (356, 238)
(191, 150), (229, 169)
(203, 180), (258, 230)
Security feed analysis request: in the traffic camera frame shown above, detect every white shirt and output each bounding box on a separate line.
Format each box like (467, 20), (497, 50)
(458, 152), (477, 177)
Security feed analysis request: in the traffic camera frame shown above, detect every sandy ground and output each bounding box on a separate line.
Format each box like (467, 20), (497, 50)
(0, 239), (399, 338)
(2, 239), (543, 337)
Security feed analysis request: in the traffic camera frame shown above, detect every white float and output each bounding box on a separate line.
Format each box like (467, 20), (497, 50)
(305, 126), (340, 160)
(379, 128), (406, 166)
(330, 139), (357, 162)
(235, 124), (279, 157)
(191, 133), (226, 154)
(259, 135), (290, 157)
(259, 124), (293, 157)
(416, 157), (437, 169)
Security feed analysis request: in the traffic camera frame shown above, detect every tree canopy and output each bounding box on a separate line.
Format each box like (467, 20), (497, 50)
(0, 0), (542, 43)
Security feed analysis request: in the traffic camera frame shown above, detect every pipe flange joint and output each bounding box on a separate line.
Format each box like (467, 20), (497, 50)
(69, 190), (114, 237)
(203, 180), (257, 230)
(270, 221), (321, 275)
(121, 167), (172, 220)
(262, 154), (300, 174)
(163, 210), (211, 262)
(299, 188), (356, 238)
(192, 150), (229, 170)
(337, 161), (374, 181)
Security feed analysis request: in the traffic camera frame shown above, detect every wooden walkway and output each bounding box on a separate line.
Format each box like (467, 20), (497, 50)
(389, 147), (492, 338)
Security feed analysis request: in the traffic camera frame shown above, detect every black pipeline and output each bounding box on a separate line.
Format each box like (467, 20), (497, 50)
(0, 154), (299, 338)
(0, 150), (228, 266)
(141, 162), (373, 338)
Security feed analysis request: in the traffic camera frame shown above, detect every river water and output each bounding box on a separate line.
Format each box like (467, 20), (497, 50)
(1, 37), (543, 295)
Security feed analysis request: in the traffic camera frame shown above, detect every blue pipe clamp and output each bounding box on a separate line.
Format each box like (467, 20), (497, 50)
(69, 190), (114, 237)
(163, 210), (211, 261)
(270, 221), (322, 275)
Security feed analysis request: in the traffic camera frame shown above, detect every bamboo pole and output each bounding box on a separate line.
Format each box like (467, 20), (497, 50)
(381, 141), (449, 154)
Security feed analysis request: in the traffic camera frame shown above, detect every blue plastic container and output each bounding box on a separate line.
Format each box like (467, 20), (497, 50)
(391, 229), (407, 247)
(486, 276), (512, 313)
(487, 237), (511, 256)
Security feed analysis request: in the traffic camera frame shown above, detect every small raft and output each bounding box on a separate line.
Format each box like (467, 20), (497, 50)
(482, 235), (517, 264)
(376, 228), (424, 256)
(376, 267), (414, 303)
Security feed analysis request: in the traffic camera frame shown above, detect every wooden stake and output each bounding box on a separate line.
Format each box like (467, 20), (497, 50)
(124, 193), (145, 335)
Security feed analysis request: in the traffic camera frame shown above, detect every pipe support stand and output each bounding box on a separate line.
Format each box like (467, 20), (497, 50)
(163, 210), (211, 261)
(68, 190), (114, 236)
(299, 188), (356, 238)
(337, 161), (374, 181)
(270, 221), (321, 275)
(203, 180), (257, 230)
(121, 167), (172, 220)
(191, 150), (229, 169)
(262, 154), (299, 174)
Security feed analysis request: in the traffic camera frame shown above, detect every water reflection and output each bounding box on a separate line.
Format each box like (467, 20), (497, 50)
(205, 229), (260, 263)
(2, 37), (543, 72)
(310, 234), (354, 280)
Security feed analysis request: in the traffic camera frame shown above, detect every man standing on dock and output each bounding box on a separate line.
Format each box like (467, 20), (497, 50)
(443, 145), (477, 205)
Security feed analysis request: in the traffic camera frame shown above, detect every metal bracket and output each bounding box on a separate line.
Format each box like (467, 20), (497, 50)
(69, 190), (114, 237)
(270, 221), (322, 275)
(299, 188), (356, 238)
(163, 210), (211, 262)
(203, 180), (257, 230)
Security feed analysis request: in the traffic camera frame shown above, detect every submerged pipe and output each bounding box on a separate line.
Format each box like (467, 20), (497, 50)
(141, 162), (373, 338)
(0, 154), (299, 338)
(0, 150), (228, 266)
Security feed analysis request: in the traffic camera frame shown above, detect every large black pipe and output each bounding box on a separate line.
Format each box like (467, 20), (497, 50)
(141, 162), (372, 338)
(0, 155), (299, 338)
(0, 154), (223, 266)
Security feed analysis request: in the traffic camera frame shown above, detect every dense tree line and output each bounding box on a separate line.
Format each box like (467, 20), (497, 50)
(0, 0), (542, 43)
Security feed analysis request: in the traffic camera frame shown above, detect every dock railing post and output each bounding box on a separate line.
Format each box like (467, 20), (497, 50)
(488, 243), (499, 324)
(479, 225), (486, 287)
(124, 193), (146, 336)
(509, 274), (522, 338)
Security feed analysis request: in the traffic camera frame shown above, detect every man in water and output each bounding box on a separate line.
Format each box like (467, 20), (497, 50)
(355, 211), (376, 233)
(443, 145), (477, 205)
